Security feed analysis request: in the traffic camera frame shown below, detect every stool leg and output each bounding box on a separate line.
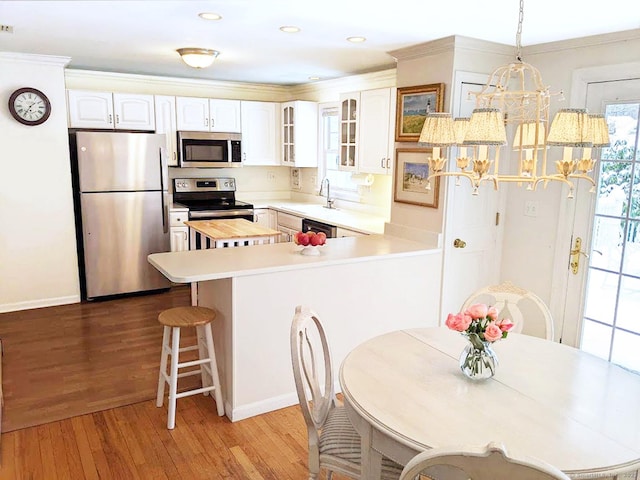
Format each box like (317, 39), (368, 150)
(156, 325), (170, 407)
(167, 326), (181, 429)
(196, 325), (211, 395)
(204, 324), (225, 416)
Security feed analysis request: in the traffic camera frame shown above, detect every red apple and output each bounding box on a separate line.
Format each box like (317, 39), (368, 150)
(297, 232), (310, 246)
(316, 232), (327, 246)
(310, 235), (321, 246)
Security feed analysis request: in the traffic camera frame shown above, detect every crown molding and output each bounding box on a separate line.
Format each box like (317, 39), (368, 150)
(388, 35), (513, 61)
(523, 28), (640, 56)
(64, 68), (289, 98)
(0, 52), (71, 67)
(290, 68), (397, 98)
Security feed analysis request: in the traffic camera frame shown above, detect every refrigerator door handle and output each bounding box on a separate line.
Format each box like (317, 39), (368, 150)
(159, 148), (168, 234)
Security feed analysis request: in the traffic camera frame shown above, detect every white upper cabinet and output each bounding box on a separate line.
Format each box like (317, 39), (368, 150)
(210, 99), (241, 132)
(339, 92), (360, 172)
(241, 101), (280, 166)
(176, 97), (241, 133)
(154, 95), (178, 166)
(281, 101), (318, 167)
(358, 87), (396, 175)
(67, 90), (156, 130)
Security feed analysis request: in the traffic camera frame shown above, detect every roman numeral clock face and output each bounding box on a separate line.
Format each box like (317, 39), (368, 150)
(9, 87), (51, 126)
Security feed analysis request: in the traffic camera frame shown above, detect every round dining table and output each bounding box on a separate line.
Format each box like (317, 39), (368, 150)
(339, 327), (640, 479)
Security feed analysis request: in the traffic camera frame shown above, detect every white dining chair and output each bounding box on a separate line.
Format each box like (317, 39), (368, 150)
(461, 281), (554, 341)
(290, 305), (404, 480)
(399, 442), (571, 480)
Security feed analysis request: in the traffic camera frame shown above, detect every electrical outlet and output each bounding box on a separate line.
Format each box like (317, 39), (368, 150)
(524, 200), (538, 217)
(310, 175), (317, 185)
(267, 171), (276, 181)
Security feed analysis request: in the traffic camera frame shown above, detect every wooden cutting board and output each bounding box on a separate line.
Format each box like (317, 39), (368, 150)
(185, 219), (281, 240)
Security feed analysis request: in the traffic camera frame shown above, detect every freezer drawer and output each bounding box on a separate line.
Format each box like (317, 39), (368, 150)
(81, 191), (170, 298)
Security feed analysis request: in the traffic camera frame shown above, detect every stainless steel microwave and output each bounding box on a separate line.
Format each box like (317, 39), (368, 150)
(177, 131), (242, 168)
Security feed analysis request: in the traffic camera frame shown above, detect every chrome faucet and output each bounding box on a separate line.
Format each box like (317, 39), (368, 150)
(319, 177), (335, 209)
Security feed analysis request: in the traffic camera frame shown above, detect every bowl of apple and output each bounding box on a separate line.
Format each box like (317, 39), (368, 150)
(293, 230), (327, 255)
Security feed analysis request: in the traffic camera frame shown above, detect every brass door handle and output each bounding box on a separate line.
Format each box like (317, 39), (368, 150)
(453, 238), (467, 248)
(570, 237), (588, 274)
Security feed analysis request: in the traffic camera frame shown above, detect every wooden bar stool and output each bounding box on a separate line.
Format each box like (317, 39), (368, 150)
(156, 306), (224, 429)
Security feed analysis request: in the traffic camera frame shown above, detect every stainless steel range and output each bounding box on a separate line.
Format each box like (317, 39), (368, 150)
(172, 177), (254, 221)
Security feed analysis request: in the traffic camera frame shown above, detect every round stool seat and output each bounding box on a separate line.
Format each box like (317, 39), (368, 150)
(158, 306), (216, 328)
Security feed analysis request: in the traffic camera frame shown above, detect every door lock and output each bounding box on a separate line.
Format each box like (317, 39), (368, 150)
(453, 238), (467, 249)
(570, 237), (588, 275)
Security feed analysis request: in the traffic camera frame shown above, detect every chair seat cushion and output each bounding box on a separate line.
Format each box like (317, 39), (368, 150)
(319, 406), (404, 479)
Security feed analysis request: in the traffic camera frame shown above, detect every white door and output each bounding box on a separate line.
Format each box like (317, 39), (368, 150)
(439, 72), (503, 319)
(562, 78), (640, 372)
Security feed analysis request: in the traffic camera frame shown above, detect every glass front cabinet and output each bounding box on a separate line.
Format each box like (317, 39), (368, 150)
(339, 92), (360, 171)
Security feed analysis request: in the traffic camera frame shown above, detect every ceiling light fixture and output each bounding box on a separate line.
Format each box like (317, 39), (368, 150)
(347, 36), (366, 43)
(198, 12), (222, 21)
(176, 48), (220, 69)
(280, 26), (301, 33)
(419, 0), (609, 198)
(308, 76), (320, 81)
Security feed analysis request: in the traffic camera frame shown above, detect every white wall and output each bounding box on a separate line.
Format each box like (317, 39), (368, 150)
(0, 53), (80, 312)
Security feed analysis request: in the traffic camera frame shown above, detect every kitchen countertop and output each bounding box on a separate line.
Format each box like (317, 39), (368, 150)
(170, 199), (388, 235)
(248, 200), (388, 234)
(148, 234), (436, 284)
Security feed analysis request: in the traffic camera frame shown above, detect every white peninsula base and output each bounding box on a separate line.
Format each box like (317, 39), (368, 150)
(149, 235), (442, 421)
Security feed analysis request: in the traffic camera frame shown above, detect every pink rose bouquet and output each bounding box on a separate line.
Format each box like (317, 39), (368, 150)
(446, 303), (513, 379)
(446, 303), (513, 346)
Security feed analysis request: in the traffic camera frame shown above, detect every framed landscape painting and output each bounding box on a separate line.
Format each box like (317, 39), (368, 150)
(395, 83), (445, 142)
(394, 148), (439, 208)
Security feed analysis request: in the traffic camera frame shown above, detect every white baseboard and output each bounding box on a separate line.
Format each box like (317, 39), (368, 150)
(0, 295), (80, 314)
(227, 392), (299, 422)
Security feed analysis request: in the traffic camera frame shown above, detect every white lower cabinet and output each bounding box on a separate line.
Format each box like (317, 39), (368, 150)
(254, 208), (277, 229)
(276, 211), (302, 243)
(169, 210), (189, 252)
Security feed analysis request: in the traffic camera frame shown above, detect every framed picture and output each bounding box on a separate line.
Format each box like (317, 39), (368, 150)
(395, 83), (445, 142)
(394, 148), (440, 208)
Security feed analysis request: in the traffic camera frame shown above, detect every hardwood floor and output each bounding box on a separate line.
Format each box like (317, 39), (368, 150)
(0, 286), (352, 479)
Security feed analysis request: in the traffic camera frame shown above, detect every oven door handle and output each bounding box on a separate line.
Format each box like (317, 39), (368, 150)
(189, 209), (255, 219)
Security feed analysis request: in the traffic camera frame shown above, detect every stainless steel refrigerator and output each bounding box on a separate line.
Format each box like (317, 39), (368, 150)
(75, 131), (170, 299)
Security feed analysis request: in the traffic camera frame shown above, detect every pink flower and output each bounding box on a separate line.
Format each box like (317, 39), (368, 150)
(465, 303), (488, 319)
(487, 306), (498, 321)
(484, 322), (503, 342)
(445, 312), (472, 332)
(496, 318), (514, 332)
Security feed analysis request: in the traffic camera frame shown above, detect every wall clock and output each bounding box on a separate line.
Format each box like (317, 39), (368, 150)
(8, 87), (52, 126)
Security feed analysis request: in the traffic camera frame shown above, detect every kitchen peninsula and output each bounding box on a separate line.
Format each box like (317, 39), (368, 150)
(149, 234), (441, 421)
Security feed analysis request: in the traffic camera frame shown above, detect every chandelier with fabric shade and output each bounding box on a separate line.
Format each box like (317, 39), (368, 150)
(419, 0), (610, 198)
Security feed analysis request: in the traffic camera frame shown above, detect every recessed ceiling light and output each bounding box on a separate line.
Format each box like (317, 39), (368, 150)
(347, 36), (366, 43)
(199, 12), (222, 21)
(308, 76), (320, 81)
(280, 26), (301, 33)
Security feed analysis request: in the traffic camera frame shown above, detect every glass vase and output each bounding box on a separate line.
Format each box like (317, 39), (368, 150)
(459, 334), (498, 381)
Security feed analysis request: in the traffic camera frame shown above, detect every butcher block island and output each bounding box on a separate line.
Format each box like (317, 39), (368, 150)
(148, 235), (442, 421)
(185, 219), (280, 249)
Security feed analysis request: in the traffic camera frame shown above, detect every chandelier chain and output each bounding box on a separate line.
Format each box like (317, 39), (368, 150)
(515, 0), (524, 62)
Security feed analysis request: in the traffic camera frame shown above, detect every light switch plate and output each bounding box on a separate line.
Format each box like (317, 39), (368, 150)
(524, 200), (538, 217)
